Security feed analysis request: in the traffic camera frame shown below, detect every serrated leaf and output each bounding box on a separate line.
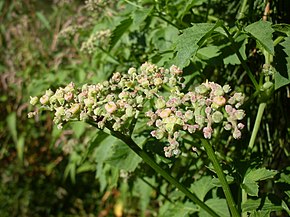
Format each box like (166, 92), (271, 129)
(106, 141), (142, 172)
(199, 198), (230, 217)
(274, 36), (290, 89)
(242, 168), (277, 196)
(109, 17), (133, 50)
(272, 24), (290, 36)
(172, 21), (223, 68)
(190, 176), (214, 201)
(245, 20), (274, 55)
(249, 210), (270, 217)
(243, 197), (283, 213)
(244, 168), (277, 182)
(242, 198), (261, 212)
(131, 6), (153, 27)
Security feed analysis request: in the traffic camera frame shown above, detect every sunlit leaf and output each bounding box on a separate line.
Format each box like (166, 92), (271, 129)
(242, 168), (277, 196)
(199, 198), (230, 217)
(172, 21), (223, 68)
(245, 20), (274, 55)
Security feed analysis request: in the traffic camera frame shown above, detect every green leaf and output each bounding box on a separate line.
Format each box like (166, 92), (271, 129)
(16, 134), (25, 162)
(36, 11), (51, 30)
(131, 6), (153, 27)
(7, 112), (17, 144)
(223, 35), (248, 65)
(245, 20), (274, 55)
(272, 24), (290, 36)
(172, 21), (223, 68)
(106, 140), (142, 172)
(242, 198), (261, 212)
(249, 210), (270, 217)
(70, 121), (87, 139)
(190, 176), (214, 201)
(159, 201), (199, 217)
(133, 178), (153, 213)
(109, 17), (133, 50)
(199, 198), (230, 217)
(242, 168), (277, 196)
(274, 36), (290, 89)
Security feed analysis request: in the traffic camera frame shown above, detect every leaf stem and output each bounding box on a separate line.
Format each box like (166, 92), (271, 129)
(247, 102), (266, 152)
(201, 139), (240, 217)
(222, 25), (259, 90)
(109, 129), (220, 217)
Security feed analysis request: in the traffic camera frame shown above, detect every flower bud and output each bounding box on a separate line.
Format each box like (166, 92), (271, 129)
(30, 96), (38, 106)
(195, 84), (208, 94)
(154, 77), (163, 86)
(128, 67), (136, 75)
(212, 111), (223, 123)
(40, 95), (50, 105)
(105, 101), (117, 114)
(223, 85), (231, 93)
(159, 108), (171, 118)
(155, 97), (166, 109)
(235, 110), (245, 120)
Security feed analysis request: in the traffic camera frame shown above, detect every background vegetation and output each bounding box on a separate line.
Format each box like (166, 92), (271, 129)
(0, 0), (289, 216)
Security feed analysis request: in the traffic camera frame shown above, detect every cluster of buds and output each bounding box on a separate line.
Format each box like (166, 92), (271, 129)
(146, 81), (245, 157)
(28, 63), (183, 132)
(29, 63), (246, 157)
(80, 29), (111, 54)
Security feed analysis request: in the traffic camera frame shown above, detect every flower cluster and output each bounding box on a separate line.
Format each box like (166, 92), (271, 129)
(29, 63), (246, 157)
(28, 63), (183, 132)
(80, 29), (111, 54)
(145, 81), (245, 157)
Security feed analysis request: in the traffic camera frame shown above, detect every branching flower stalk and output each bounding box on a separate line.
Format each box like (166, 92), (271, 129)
(29, 63), (246, 216)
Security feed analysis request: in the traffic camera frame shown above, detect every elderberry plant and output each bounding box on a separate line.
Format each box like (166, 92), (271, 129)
(29, 63), (245, 158)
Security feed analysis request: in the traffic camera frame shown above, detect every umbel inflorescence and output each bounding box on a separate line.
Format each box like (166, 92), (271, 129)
(29, 63), (245, 157)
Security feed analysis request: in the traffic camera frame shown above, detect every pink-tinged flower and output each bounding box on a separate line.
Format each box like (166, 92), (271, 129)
(213, 96), (226, 106)
(69, 103), (80, 114)
(159, 108), (172, 118)
(224, 123), (232, 130)
(205, 107), (212, 114)
(105, 101), (117, 114)
(233, 129), (242, 139)
(234, 110), (245, 120)
(237, 123), (245, 129)
(64, 92), (74, 101)
(225, 105), (233, 113)
(169, 65), (182, 75)
(40, 95), (50, 105)
(203, 127), (213, 139)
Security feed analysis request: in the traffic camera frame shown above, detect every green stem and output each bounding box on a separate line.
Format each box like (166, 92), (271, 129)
(247, 102), (266, 152)
(222, 25), (259, 90)
(109, 129), (220, 217)
(201, 139), (240, 217)
(237, 0), (248, 20)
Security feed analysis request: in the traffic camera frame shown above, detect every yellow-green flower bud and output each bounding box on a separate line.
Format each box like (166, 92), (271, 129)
(212, 111), (223, 123)
(30, 96), (38, 106)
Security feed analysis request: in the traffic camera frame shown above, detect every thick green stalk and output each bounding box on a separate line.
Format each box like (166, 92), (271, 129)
(222, 25), (259, 90)
(201, 139), (240, 217)
(248, 102), (267, 152)
(109, 129), (220, 217)
(237, 0), (248, 20)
